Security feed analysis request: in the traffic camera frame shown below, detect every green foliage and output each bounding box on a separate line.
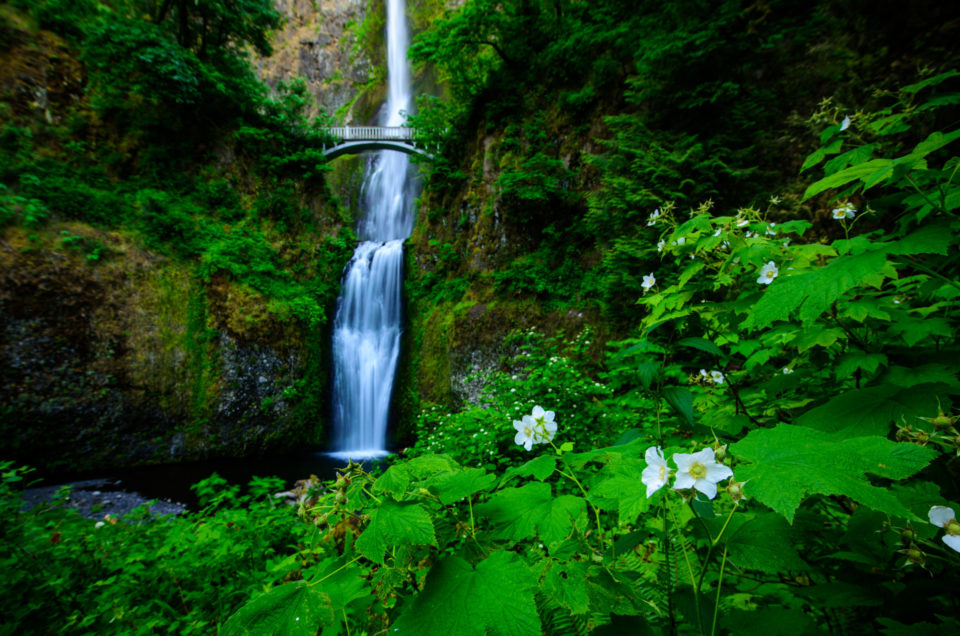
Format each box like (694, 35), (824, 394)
(0, 465), (315, 634)
(408, 329), (631, 470)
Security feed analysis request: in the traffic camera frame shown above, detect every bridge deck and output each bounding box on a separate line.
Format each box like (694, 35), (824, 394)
(325, 126), (417, 142)
(322, 126), (429, 159)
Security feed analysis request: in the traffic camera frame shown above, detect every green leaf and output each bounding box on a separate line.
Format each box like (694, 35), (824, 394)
(355, 501), (437, 564)
(721, 608), (815, 636)
(543, 560), (590, 615)
(373, 465), (411, 499)
(501, 455), (557, 484)
(803, 159), (892, 200)
(392, 551), (540, 636)
(730, 426), (936, 522)
(425, 468), (496, 505)
(835, 353), (888, 378)
(221, 582), (334, 636)
(795, 383), (948, 435)
(662, 386), (694, 425)
(724, 514), (809, 573)
(589, 456), (651, 522)
(902, 70), (960, 93)
(675, 337), (723, 357)
(636, 361), (660, 390)
(475, 482), (588, 548)
(801, 137), (843, 172)
(908, 129), (960, 159)
(744, 250), (890, 329)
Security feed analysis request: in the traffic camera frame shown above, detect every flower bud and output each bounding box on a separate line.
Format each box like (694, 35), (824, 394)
(932, 413), (955, 430)
(900, 527), (917, 544)
(334, 491), (346, 505)
(914, 430), (930, 445)
(904, 548), (925, 566)
(714, 444), (728, 461)
(726, 480), (745, 502)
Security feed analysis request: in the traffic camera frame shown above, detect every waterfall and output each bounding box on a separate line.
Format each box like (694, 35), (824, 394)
(329, 0), (416, 460)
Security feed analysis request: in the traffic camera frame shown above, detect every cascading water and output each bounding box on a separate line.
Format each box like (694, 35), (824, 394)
(329, 0), (416, 460)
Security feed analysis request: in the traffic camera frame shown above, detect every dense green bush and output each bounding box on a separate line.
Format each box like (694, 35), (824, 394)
(0, 463), (315, 634)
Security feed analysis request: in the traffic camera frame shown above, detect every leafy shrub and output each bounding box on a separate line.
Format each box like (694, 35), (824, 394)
(0, 464), (315, 634)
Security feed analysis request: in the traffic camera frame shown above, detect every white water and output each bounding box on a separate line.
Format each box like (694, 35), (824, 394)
(329, 0), (416, 460)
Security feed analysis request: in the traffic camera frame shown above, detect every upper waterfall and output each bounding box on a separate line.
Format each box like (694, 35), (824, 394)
(329, 0), (418, 460)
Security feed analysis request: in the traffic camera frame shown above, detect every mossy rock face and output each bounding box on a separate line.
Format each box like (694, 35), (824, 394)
(0, 225), (324, 473)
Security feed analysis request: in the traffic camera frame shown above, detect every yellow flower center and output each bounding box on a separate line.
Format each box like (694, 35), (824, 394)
(658, 465), (667, 481)
(689, 462), (707, 480)
(946, 519), (960, 536)
(524, 426), (533, 437)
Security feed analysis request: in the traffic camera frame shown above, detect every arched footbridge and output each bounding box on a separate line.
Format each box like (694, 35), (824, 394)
(323, 126), (434, 160)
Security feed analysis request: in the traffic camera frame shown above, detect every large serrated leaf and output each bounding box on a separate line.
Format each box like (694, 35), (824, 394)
(724, 514), (809, 574)
(803, 159), (892, 200)
(730, 426), (936, 523)
(355, 501), (437, 564)
(392, 551), (540, 636)
(794, 383), (949, 435)
(475, 482), (588, 547)
(744, 250), (890, 329)
(425, 467), (496, 505)
(221, 582), (334, 636)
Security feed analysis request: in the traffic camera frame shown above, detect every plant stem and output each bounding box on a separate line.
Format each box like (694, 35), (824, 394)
(669, 505), (704, 635)
(711, 545), (728, 636)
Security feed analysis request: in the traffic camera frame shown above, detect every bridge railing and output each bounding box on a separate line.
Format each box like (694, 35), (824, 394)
(325, 126), (418, 142)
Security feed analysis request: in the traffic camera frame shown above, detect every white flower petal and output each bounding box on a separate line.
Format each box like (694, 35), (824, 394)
(645, 446), (666, 465)
(689, 448), (716, 464)
(693, 479), (719, 500)
(673, 473), (696, 490)
(943, 534), (960, 553)
(705, 463), (733, 482)
(672, 452), (695, 472)
(532, 405), (545, 419)
(929, 505), (956, 528)
(642, 464), (668, 498)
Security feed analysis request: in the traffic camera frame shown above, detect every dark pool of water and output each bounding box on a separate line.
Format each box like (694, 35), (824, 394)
(30, 451), (390, 511)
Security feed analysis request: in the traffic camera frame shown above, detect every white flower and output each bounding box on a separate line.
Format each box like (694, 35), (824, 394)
(929, 505), (960, 553)
(94, 521), (105, 529)
(647, 208), (661, 226)
(713, 228), (722, 237)
(765, 223), (778, 237)
(832, 203), (856, 220)
(736, 217), (749, 228)
(840, 115), (851, 131)
(657, 239), (666, 252)
(757, 261), (779, 285)
(710, 370), (725, 385)
(642, 273), (656, 292)
(642, 446), (670, 497)
(700, 369), (708, 378)
(673, 237), (686, 246)
(672, 448), (734, 499)
(745, 231), (757, 239)
(513, 417), (537, 451)
(782, 366), (794, 375)
(530, 405), (557, 444)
